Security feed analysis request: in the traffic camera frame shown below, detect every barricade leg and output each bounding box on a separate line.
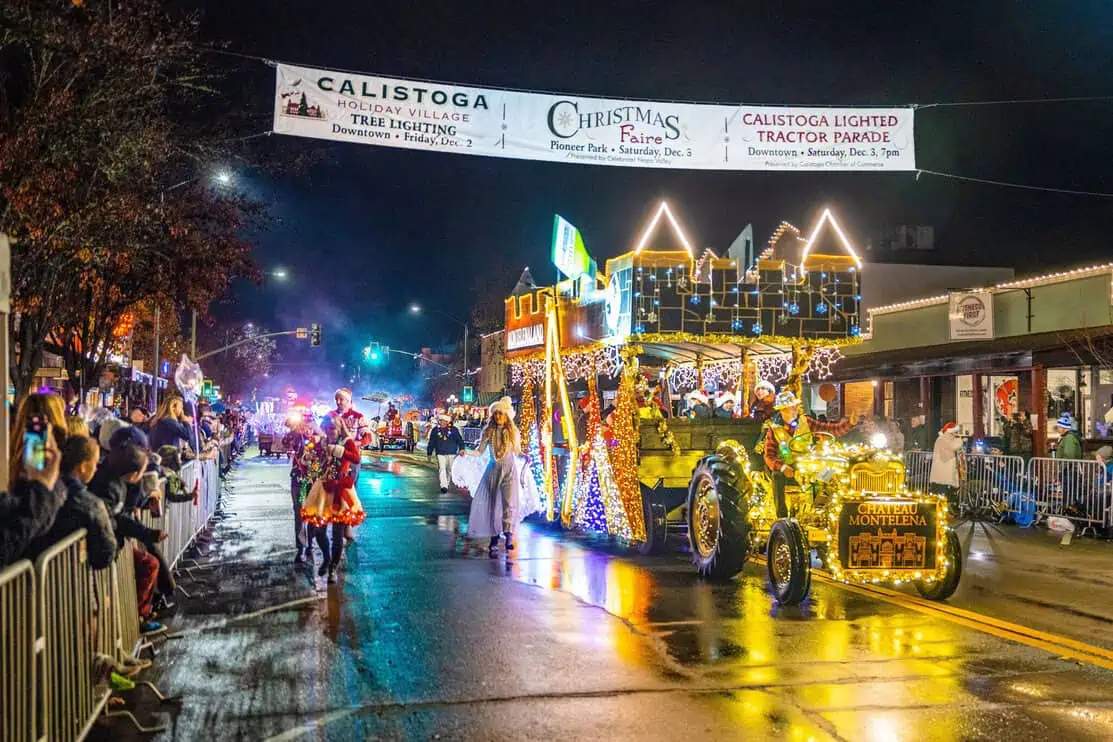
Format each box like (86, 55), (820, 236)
(1, 561), (36, 742)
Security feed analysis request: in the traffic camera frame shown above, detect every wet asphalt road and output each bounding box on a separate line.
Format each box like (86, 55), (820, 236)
(94, 453), (1113, 742)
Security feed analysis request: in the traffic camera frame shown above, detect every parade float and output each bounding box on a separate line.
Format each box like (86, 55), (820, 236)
(504, 204), (961, 604)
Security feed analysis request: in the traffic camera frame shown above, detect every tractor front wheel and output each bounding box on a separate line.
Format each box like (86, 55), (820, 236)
(766, 518), (811, 605)
(915, 529), (962, 601)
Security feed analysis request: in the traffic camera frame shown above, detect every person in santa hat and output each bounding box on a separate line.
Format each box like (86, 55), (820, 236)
(714, 391), (738, 419)
(299, 415), (366, 584)
(427, 413), (465, 493)
(329, 388), (372, 451)
(748, 379), (776, 425)
(328, 388), (371, 544)
(686, 390), (711, 419)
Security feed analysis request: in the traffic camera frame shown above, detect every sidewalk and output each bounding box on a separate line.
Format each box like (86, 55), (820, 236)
(951, 518), (1113, 648)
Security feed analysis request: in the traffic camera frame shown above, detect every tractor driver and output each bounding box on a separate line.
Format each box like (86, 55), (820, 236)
(760, 391), (853, 518)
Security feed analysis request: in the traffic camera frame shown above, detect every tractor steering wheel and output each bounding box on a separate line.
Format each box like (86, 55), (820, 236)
(788, 431), (834, 453)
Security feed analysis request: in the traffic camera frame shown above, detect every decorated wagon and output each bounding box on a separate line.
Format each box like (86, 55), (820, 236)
(504, 204), (961, 604)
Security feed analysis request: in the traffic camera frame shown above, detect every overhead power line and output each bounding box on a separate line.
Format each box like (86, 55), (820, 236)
(197, 46), (1113, 199)
(197, 46), (1113, 111)
(916, 169), (1113, 199)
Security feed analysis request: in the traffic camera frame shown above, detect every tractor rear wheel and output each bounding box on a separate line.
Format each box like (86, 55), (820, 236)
(687, 454), (750, 580)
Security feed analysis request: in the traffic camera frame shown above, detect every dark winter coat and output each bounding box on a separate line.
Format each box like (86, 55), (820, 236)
(0, 479), (65, 568)
(427, 424), (465, 456)
(149, 417), (193, 451)
(23, 475), (118, 570)
(907, 424), (932, 451)
(89, 471), (161, 548)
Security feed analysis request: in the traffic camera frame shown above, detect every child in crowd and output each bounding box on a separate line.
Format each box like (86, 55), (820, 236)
(23, 435), (117, 569)
(90, 444), (168, 634)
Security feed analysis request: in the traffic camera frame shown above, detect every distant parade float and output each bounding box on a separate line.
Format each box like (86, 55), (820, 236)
(503, 203), (961, 604)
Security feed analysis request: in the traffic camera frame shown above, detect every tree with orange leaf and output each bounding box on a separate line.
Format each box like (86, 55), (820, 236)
(0, 0), (264, 397)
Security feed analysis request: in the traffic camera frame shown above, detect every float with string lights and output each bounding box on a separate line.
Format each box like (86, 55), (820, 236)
(498, 200), (950, 593)
(722, 431), (961, 603)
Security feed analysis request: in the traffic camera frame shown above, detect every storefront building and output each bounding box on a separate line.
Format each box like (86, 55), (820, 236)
(825, 263), (1113, 455)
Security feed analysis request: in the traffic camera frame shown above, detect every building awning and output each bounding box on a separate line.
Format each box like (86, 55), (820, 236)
(638, 340), (793, 366)
(834, 326), (1113, 379)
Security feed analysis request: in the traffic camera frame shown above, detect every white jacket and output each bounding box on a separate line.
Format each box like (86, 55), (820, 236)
(929, 430), (964, 487)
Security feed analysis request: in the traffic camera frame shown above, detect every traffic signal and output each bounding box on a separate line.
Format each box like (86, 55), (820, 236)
(461, 386), (475, 403)
(309, 323), (321, 347)
(369, 341), (381, 361)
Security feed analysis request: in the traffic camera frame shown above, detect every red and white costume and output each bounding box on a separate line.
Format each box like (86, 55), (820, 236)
(299, 437), (366, 527)
(384, 404), (402, 438)
(328, 388), (373, 447)
(331, 408), (372, 447)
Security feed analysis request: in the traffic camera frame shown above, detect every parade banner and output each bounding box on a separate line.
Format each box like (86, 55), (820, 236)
(274, 63), (915, 171)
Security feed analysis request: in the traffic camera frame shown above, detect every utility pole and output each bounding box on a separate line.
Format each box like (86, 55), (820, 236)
(151, 306), (160, 413)
(0, 234), (10, 490)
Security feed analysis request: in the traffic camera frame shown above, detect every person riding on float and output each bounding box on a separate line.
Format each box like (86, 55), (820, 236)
(759, 390), (853, 518)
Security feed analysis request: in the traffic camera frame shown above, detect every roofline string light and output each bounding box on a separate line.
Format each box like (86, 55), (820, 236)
(633, 200), (695, 256)
(867, 262), (1113, 319)
(800, 207), (863, 271)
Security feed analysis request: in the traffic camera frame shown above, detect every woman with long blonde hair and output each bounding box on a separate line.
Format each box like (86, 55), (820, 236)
(149, 395), (193, 453)
(464, 396), (522, 557)
(9, 392), (67, 484)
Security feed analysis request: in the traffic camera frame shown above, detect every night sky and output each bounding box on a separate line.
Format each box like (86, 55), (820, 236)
(196, 0), (1113, 379)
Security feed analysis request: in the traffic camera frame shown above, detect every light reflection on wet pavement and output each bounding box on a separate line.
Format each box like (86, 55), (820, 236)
(91, 455), (1113, 742)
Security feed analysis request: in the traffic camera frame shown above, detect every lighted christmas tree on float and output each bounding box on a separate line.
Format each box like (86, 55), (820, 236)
(571, 378), (632, 538)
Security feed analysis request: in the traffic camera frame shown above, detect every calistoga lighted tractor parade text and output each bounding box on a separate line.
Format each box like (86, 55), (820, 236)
(505, 203), (962, 604)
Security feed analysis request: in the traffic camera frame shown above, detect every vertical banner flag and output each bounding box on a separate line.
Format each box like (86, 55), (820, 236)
(274, 64), (915, 171)
(552, 216), (592, 279)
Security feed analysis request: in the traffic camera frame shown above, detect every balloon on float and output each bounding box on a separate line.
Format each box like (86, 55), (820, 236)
(175, 354), (204, 400)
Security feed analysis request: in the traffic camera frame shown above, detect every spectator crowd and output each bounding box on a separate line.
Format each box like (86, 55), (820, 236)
(0, 391), (243, 692)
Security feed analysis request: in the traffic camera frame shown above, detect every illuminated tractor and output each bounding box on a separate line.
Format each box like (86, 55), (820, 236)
(504, 202), (964, 603)
(376, 405), (410, 451)
(686, 432), (961, 604)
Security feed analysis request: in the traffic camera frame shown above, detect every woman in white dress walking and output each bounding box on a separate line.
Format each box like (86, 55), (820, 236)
(465, 396), (521, 557)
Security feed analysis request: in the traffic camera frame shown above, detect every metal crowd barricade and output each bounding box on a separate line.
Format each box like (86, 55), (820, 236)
(461, 426), (483, 448)
(903, 451), (933, 492)
(959, 453), (1027, 516)
(114, 544), (141, 659)
(1, 459), (221, 741)
(1, 559), (36, 742)
(35, 530), (108, 742)
(135, 458), (221, 571)
(1026, 457), (1110, 532)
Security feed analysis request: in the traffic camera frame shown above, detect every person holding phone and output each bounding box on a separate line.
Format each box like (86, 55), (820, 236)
(0, 420), (64, 567)
(8, 392), (68, 486)
(22, 436), (117, 569)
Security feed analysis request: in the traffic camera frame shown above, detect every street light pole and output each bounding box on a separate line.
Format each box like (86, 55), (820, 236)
(151, 306), (160, 413)
(194, 329), (298, 362)
(160, 170), (234, 361)
(410, 304), (469, 380)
